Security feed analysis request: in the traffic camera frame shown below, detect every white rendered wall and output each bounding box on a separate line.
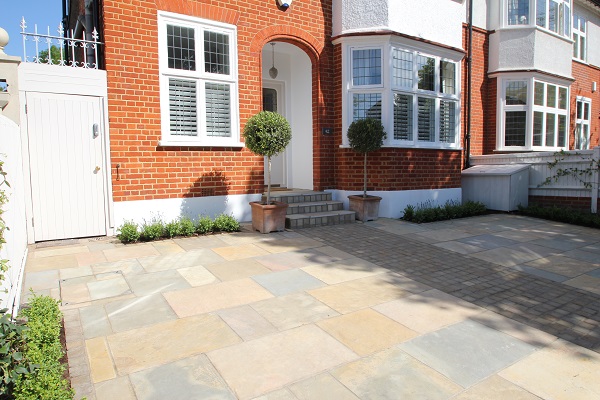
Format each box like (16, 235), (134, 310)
(574, 1), (600, 68)
(472, 0), (489, 30)
(328, 188), (462, 219)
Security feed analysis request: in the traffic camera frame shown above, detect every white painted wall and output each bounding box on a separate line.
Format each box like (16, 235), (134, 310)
(328, 188), (462, 219)
(574, 0), (600, 68)
(0, 115), (28, 315)
(472, 0), (490, 30)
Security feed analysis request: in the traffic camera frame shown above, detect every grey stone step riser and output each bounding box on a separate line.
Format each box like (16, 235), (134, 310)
(262, 193), (333, 204)
(287, 203), (344, 215)
(286, 214), (355, 229)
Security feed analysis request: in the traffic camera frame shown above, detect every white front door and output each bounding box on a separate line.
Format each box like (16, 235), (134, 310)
(262, 81), (286, 187)
(26, 92), (108, 241)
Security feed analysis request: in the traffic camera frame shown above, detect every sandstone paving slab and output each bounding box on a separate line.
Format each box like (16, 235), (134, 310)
(76, 251), (108, 267)
(457, 234), (519, 250)
(253, 237), (323, 253)
(33, 244), (90, 258)
(411, 228), (475, 243)
(524, 250), (600, 276)
(173, 235), (229, 251)
(317, 309), (417, 356)
(399, 320), (538, 388)
(79, 305), (113, 339)
(86, 337), (116, 383)
(452, 375), (543, 400)
(331, 346), (462, 399)
(373, 289), (486, 334)
(581, 243), (600, 255)
(588, 268), (600, 278)
(217, 231), (277, 246)
(307, 273), (428, 314)
(288, 373), (359, 400)
(150, 239), (185, 255)
(564, 274), (600, 295)
(254, 248), (341, 271)
(24, 269), (59, 291)
(129, 354), (235, 400)
(164, 278), (274, 317)
(107, 314), (241, 375)
(85, 240), (117, 252)
(433, 241), (486, 255)
(301, 257), (388, 285)
(61, 282), (92, 305)
(87, 273), (131, 301)
(60, 266), (93, 280)
(252, 269), (325, 296)
(176, 265), (219, 286)
(499, 339), (600, 400)
(125, 269), (191, 296)
(529, 235), (599, 251)
(105, 293), (177, 333)
(211, 243), (270, 261)
(138, 248), (225, 272)
(207, 324), (358, 400)
(205, 259), (272, 281)
(510, 264), (570, 282)
(94, 376), (136, 400)
(91, 259), (145, 275)
(251, 388), (297, 400)
(563, 248), (600, 264)
(216, 305), (278, 341)
(103, 244), (160, 262)
(251, 292), (339, 330)
(469, 246), (546, 267)
(491, 230), (545, 242)
(26, 253), (79, 272)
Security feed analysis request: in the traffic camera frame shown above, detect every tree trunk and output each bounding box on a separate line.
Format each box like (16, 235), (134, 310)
(267, 156), (272, 205)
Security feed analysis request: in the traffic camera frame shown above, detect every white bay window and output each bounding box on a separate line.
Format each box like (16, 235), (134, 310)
(159, 12), (240, 147)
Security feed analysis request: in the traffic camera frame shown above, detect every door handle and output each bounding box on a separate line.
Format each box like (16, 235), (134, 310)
(93, 123), (100, 138)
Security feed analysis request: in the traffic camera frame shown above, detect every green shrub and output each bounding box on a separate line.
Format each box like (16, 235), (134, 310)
(402, 200), (487, 223)
(178, 217), (196, 237)
(402, 204), (415, 221)
(213, 214), (240, 232)
(0, 309), (34, 398)
(518, 204), (600, 229)
(196, 215), (214, 234)
(140, 218), (165, 241)
(164, 221), (181, 238)
(15, 294), (73, 400)
(117, 220), (140, 243)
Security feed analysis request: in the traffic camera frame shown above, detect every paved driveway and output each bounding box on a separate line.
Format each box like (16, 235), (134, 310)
(22, 214), (600, 399)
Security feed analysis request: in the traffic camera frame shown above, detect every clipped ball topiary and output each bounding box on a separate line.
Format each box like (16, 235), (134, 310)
(347, 118), (387, 197)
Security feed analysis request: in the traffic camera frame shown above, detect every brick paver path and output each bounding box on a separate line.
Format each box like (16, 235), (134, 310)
(303, 223), (600, 352)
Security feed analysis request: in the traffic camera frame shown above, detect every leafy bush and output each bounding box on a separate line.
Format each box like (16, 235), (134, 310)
(178, 217), (196, 237)
(518, 204), (600, 229)
(346, 118), (387, 197)
(117, 220), (140, 243)
(213, 214), (240, 232)
(14, 294), (73, 400)
(402, 200), (487, 223)
(139, 218), (165, 242)
(164, 220), (181, 238)
(0, 309), (33, 398)
(196, 215), (214, 235)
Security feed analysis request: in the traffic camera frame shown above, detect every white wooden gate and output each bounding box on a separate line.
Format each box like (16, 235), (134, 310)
(25, 92), (107, 241)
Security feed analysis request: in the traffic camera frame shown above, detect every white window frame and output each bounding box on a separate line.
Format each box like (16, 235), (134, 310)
(535, 0), (571, 37)
(575, 97), (591, 150)
(572, 13), (586, 62)
(496, 74), (570, 151)
(341, 37), (462, 150)
(506, 0), (531, 26)
(158, 11), (241, 147)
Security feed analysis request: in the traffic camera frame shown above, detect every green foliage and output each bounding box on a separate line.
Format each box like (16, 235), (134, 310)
(212, 214), (240, 233)
(539, 150), (600, 189)
(139, 218), (165, 242)
(196, 215), (214, 235)
(402, 200), (487, 223)
(14, 294), (73, 400)
(36, 46), (62, 66)
(518, 204), (600, 229)
(116, 220), (140, 243)
(0, 309), (33, 397)
(346, 118), (387, 154)
(164, 221), (181, 238)
(243, 111), (292, 158)
(178, 217), (196, 237)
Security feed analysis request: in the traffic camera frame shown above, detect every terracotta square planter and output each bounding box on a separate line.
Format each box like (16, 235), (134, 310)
(250, 201), (289, 233)
(348, 195), (382, 222)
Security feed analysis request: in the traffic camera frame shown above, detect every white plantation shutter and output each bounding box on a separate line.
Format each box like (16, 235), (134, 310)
(205, 83), (231, 137)
(417, 97), (435, 142)
(169, 78), (198, 136)
(393, 93), (413, 141)
(439, 100), (456, 143)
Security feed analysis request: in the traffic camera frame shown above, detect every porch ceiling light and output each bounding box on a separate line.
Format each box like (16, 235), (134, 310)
(269, 42), (278, 79)
(276, 0), (292, 9)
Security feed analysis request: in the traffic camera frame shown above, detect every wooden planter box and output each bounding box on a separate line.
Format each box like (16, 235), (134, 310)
(250, 201), (289, 233)
(348, 195), (382, 222)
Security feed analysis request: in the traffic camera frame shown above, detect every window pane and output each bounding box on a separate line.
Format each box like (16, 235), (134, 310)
(580, 37), (586, 60)
(440, 61), (455, 95)
(263, 88), (277, 112)
(204, 31), (229, 75)
(352, 49), (382, 86)
(537, 0), (546, 27)
(584, 102), (590, 120)
(440, 100), (456, 143)
(576, 100), (582, 119)
(417, 97), (435, 142)
(417, 56), (435, 91)
(549, 0), (559, 33)
(505, 111), (527, 146)
(169, 78), (197, 136)
(533, 111), (544, 146)
(558, 114), (566, 147)
(573, 34), (578, 58)
(506, 81), (527, 105)
(583, 124), (589, 149)
(534, 82), (544, 106)
(393, 93), (413, 141)
(545, 113), (556, 146)
(509, 0), (529, 25)
(558, 87), (567, 109)
(353, 93), (382, 121)
(167, 25), (196, 71)
(205, 83), (231, 137)
(392, 50), (413, 89)
(575, 124), (582, 149)
(546, 85), (556, 107)
(564, 6), (570, 36)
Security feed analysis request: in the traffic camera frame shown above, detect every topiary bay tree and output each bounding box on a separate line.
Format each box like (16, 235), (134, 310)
(243, 111), (292, 205)
(347, 118), (387, 197)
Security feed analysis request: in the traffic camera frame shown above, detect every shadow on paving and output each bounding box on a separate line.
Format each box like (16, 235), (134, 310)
(300, 223), (600, 352)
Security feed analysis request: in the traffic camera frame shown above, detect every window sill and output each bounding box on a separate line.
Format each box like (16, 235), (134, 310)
(339, 144), (462, 151)
(158, 140), (245, 148)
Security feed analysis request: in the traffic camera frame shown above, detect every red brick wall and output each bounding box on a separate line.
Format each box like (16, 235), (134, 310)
(529, 195), (592, 211)
(570, 61), (600, 149)
(102, 0), (333, 202)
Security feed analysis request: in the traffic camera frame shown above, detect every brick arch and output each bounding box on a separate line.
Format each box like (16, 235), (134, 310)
(249, 25), (323, 63)
(154, 0), (240, 25)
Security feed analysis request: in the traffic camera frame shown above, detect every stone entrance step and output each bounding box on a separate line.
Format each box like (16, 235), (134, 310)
(261, 189), (356, 229)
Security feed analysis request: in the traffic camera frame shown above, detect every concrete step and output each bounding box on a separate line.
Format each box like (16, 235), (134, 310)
(262, 190), (332, 204)
(286, 200), (344, 215)
(286, 210), (356, 229)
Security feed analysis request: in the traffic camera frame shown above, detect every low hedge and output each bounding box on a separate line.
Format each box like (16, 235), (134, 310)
(518, 204), (600, 228)
(402, 200), (487, 223)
